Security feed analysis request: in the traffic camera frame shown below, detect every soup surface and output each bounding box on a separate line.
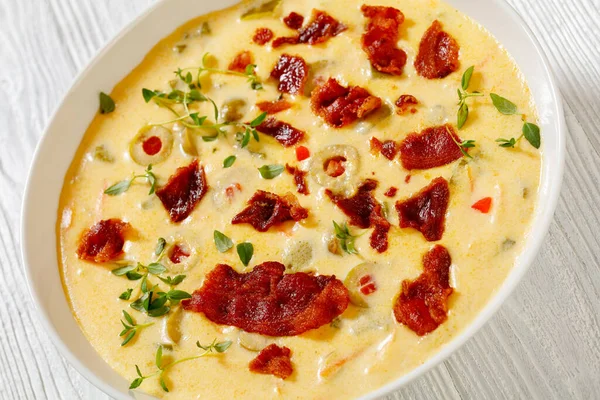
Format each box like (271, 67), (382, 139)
(58, 0), (541, 398)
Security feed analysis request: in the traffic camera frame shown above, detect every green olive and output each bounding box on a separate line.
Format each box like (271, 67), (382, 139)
(283, 241), (313, 272)
(344, 262), (378, 308)
(129, 125), (173, 166)
(220, 98), (247, 122)
(238, 330), (270, 351)
(310, 145), (360, 196)
(173, 123), (198, 156)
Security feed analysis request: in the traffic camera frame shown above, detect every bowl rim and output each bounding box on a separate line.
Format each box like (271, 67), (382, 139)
(20, 0), (565, 399)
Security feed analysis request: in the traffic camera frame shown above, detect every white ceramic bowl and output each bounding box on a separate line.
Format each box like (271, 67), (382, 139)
(21, 0), (565, 399)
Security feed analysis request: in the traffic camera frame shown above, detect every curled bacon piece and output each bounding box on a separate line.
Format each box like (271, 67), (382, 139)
(311, 78), (382, 128)
(228, 50), (254, 73)
(272, 10), (347, 48)
(76, 219), (130, 263)
(395, 94), (419, 114)
(370, 137), (399, 160)
(181, 262), (349, 336)
(414, 20), (460, 79)
(285, 164), (309, 195)
(270, 54), (309, 95)
(393, 245), (453, 336)
(395, 177), (449, 241)
(361, 5), (407, 75)
(326, 180), (391, 253)
(253, 28), (274, 45)
(156, 160), (208, 223)
(232, 190), (308, 232)
(283, 12), (304, 30)
(399, 124), (464, 170)
(255, 117), (305, 147)
(257, 99), (293, 114)
(249, 344), (294, 379)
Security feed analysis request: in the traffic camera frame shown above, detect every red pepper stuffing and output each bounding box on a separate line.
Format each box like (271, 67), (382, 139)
(360, 5), (407, 76)
(295, 145), (310, 161)
(472, 197), (492, 214)
(393, 245), (453, 336)
(169, 244), (190, 264)
(249, 344), (294, 379)
(414, 20), (460, 79)
(324, 156), (346, 178)
(76, 219), (131, 263)
(232, 190), (308, 232)
(181, 262), (349, 336)
(142, 136), (162, 155)
(283, 11), (304, 30)
(358, 275), (377, 295)
(252, 27), (274, 45)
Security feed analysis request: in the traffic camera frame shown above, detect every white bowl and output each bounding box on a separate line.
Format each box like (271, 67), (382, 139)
(21, 0), (565, 399)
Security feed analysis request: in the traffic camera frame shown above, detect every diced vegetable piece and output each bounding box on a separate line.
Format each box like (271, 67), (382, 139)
(310, 145), (360, 197)
(238, 330), (270, 351)
(240, 0), (281, 20)
(282, 241), (313, 272)
(296, 145), (310, 161)
(471, 197), (492, 213)
(129, 125), (173, 166)
(344, 263), (379, 308)
(221, 98), (247, 122)
(94, 145), (114, 163)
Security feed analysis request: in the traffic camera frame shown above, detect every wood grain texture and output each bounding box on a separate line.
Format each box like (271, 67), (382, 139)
(1, 0), (599, 399)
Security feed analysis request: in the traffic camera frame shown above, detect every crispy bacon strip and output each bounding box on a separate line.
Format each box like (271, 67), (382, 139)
(370, 137), (399, 160)
(326, 180), (391, 253)
(393, 245), (453, 335)
(272, 10), (347, 48)
(361, 5), (407, 75)
(228, 50), (254, 73)
(76, 219), (130, 263)
(399, 124), (464, 170)
(283, 12), (304, 30)
(270, 54), (309, 95)
(232, 190), (308, 232)
(181, 262), (349, 336)
(156, 160), (208, 223)
(249, 344), (294, 379)
(253, 27), (274, 45)
(285, 164), (309, 195)
(311, 78), (382, 128)
(414, 20), (460, 79)
(257, 99), (293, 114)
(395, 94), (419, 114)
(396, 177), (449, 241)
(255, 117), (305, 147)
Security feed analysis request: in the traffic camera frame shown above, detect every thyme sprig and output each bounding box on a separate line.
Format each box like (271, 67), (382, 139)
(491, 94), (541, 149)
(104, 164), (157, 196)
(130, 340), (232, 392)
(456, 66), (484, 129)
(333, 221), (359, 255)
(180, 52), (263, 90)
(447, 126), (475, 159)
(119, 310), (153, 346)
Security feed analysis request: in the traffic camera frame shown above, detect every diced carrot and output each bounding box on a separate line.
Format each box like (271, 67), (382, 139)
(472, 197), (492, 213)
(296, 145), (310, 161)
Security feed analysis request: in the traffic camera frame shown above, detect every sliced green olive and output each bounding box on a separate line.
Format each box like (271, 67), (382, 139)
(283, 241), (313, 272)
(310, 145), (360, 197)
(238, 330), (270, 351)
(344, 262), (378, 308)
(240, 0), (281, 20)
(221, 98), (247, 122)
(129, 125), (173, 166)
(173, 123), (198, 156)
(160, 307), (183, 346)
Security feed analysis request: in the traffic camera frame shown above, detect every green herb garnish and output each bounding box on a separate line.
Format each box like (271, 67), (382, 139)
(491, 94), (541, 150)
(105, 164), (157, 196)
(158, 275), (186, 287)
(456, 66), (484, 129)
(223, 155), (236, 168)
(214, 230), (233, 253)
(258, 164), (284, 179)
(490, 93), (518, 115)
(236, 242), (254, 266)
(119, 310), (153, 346)
(333, 221), (359, 255)
(99, 92), (115, 114)
(155, 237), (167, 256)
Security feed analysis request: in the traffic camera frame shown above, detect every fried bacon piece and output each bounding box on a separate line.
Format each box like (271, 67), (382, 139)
(326, 180), (391, 253)
(395, 177), (449, 241)
(384, 187), (398, 197)
(255, 117), (305, 147)
(181, 262), (349, 336)
(156, 160), (208, 223)
(232, 190), (308, 232)
(253, 27), (274, 45)
(272, 10), (347, 48)
(257, 98), (293, 114)
(283, 11), (304, 30)
(361, 5), (407, 75)
(399, 124), (464, 170)
(270, 54), (309, 95)
(414, 20), (460, 79)
(249, 344), (294, 379)
(228, 50), (254, 73)
(393, 245), (453, 335)
(370, 137), (399, 160)
(395, 94), (419, 114)
(76, 219), (130, 263)
(285, 164), (309, 195)
(311, 78), (382, 128)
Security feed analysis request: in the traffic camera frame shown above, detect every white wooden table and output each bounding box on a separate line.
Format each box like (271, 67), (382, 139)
(1, 0), (599, 399)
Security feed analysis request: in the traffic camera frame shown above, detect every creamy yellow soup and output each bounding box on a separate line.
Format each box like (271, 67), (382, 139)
(58, 0), (541, 398)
